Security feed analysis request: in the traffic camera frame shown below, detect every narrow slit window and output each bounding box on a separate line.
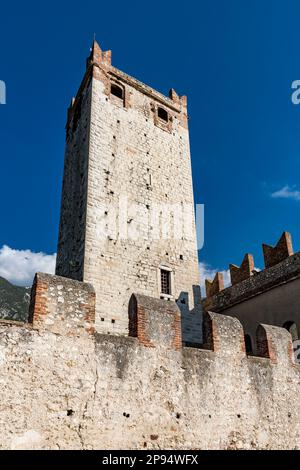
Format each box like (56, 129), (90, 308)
(161, 269), (171, 295)
(111, 83), (124, 100)
(157, 107), (168, 122)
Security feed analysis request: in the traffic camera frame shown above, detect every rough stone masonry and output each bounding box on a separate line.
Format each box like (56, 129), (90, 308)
(1, 273), (300, 450)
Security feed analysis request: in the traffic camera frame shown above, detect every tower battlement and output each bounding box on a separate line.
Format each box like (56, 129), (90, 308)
(65, 40), (188, 144)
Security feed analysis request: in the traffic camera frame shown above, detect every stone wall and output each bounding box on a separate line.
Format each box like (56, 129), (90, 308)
(206, 276), (300, 352)
(0, 274), (299, 450)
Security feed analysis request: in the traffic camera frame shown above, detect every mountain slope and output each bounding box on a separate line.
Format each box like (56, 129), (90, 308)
(0, 277), (30, 322)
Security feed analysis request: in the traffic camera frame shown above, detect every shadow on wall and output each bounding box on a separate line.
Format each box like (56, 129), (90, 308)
(177, 285), (203, 347)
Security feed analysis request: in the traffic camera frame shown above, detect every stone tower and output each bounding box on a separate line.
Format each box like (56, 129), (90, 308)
(56, 41), (202, 342)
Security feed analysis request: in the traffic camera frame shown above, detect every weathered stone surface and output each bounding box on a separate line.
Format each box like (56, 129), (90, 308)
(29, 273), (95, 336)
(0, 298), (300, 450)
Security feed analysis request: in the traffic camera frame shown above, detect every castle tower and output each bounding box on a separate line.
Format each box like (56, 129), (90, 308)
(56, 41), (202, 342)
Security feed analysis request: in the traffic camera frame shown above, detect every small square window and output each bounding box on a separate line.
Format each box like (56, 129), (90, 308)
(161, 269), (171, 295)
(157, 107), (168, 122)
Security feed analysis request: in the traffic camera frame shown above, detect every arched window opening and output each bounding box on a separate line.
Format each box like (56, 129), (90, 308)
(157, 107), (168, 122)
(244, 334), (253, 354)
(283, 321), (299, 341)
(111, 83), (124, 100)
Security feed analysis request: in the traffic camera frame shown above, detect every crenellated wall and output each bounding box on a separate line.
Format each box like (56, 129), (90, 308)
(203, 232), (300, 350)
(204, 232), (296, 303)
(0, 273), (300, 449)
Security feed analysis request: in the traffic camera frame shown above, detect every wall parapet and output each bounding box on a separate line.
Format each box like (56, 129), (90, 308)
(0, 271), (297, 367)
(256, 323), (295, 365)
(1, 307), (299, 449)
(1, 295), (297, 369)
(229, 253), (254, 286)
(129, 293), (182, 350)
(263, 231), (293, 268)
(28, 272), (95, 336)
(1, 276), (300, 451)
(205, 272), (225, 298)
(67, 39), (187, 139)
(203, 232), (300, 312)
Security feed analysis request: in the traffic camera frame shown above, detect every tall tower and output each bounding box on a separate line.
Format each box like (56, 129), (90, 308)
(56, 41), (202, 343)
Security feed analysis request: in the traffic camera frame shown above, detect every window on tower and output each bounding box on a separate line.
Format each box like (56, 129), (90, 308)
(111, 83), (124, 100)
(160, 269), (171, 296)
(157, 106), (168, 122)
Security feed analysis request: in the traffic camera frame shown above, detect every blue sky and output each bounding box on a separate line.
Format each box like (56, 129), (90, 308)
(0, 0), (300, 286)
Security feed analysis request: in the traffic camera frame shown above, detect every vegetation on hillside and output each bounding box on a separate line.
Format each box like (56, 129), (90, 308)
(0, 277), (30, 322)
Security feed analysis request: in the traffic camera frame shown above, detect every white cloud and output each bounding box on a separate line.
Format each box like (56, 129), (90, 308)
(271, 185), (300, 201)
(199, 261), (230, 297)
(0, 245), (56, 287)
